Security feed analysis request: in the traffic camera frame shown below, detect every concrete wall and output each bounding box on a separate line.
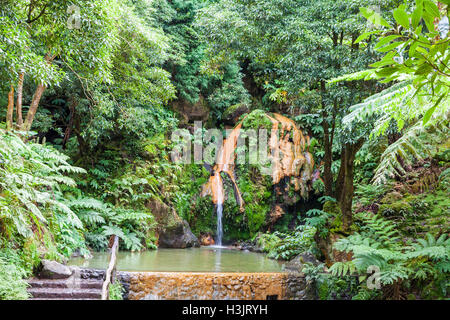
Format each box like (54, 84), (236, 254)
(125, 272), (313, 300)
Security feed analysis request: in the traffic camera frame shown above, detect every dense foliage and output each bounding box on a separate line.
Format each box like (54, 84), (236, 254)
(0, 0), (448, 300)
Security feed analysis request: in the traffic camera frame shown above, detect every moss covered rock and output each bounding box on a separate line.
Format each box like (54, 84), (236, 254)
(378, 201), (412, 217)
(147, 199), (199, 248)
(380, 191), (403, 204)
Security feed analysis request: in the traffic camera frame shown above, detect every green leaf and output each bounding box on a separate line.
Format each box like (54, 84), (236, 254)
(374, 35), (402, 49)
(355, 30), (381, 43)
(422, 93), (445, 125)
(393, 8), (410, 29)
(409, 41), (419, 57)
(375, 66), (398, 77)
(411, 5), (423, 28)
(423, 0), (440, 18)
(414, 63), (433, 75)
(370, 51), (396, 68)
(422, 11), (436, 32)
(376, 41), (402, 53)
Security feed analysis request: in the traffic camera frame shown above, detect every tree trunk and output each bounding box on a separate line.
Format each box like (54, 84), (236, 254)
(73, 108), (87, 157)
(22, 83), (46, 131)
(62, 97), (77, 149)
(6, 84), (14, 131)
(337, 139), (364, 231)
(322, 119), (333, 196)
(16, 72), (24, 127)
(320, 80), (335, 197)
(21, 54), (55, 132)
(335, 149), (346, 203)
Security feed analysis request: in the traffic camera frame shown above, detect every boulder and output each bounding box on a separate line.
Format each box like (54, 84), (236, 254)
(38, 260), (73, 279)
(158, 220), (200, 248)
(284, 252), (321, 273)
(147, 199), (199, 249)
(199, 233), (215, 246)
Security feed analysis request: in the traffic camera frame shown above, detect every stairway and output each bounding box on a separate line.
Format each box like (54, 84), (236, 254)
(27, 277), (103, 300)
(27, 266), (106, 300)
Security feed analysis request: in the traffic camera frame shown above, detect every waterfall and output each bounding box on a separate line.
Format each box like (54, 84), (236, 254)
(216, 202), (223, 246)
(214, 164), (229, 246)
(215, 169), (224, 246)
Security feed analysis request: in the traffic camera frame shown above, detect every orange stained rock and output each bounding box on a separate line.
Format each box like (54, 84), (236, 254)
(202, 112), (315, 212)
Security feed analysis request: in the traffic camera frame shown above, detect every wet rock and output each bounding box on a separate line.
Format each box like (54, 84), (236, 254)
(199, 233), (215, 246)
(38, 260), (73, 279)
(79, 268), (105, 280)
(70, 248), (92, 259)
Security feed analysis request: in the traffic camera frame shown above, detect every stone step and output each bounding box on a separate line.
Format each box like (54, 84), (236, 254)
(29, 298), (99, 300)
(28, 287), (102, 299)
(28, 278), (103, 289)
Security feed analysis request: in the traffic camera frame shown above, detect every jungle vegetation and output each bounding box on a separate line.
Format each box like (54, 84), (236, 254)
(0, 0), (448, 300)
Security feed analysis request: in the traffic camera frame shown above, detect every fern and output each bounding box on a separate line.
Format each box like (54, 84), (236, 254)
(372, 116), (449, 185)
(329, 261), (357, 277)
(0, 131), (86, 242)
(331, 213), (450, 295)
(0, 256), (30, 300)
(407, 234), (450, 260)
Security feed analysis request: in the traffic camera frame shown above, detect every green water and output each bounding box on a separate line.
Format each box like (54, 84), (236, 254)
(69, 247), (284, 272)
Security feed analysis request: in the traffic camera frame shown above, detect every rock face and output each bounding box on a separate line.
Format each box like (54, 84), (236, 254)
(38, 260), (73, 279)
(147, 199), (199, 249)
(201, 111), (316, 215)
(267, 204), (286, 229)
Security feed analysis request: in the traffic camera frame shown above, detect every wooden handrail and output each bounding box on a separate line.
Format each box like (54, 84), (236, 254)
(101, 235), (119, 300)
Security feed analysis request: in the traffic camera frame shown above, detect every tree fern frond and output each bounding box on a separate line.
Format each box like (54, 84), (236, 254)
(328, 69), (378, 84)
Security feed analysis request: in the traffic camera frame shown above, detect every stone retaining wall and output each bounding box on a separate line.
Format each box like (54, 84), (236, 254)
(126, 272), (313, 300)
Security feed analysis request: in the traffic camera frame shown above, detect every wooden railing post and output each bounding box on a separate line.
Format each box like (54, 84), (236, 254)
(101, 235), (119, 300)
